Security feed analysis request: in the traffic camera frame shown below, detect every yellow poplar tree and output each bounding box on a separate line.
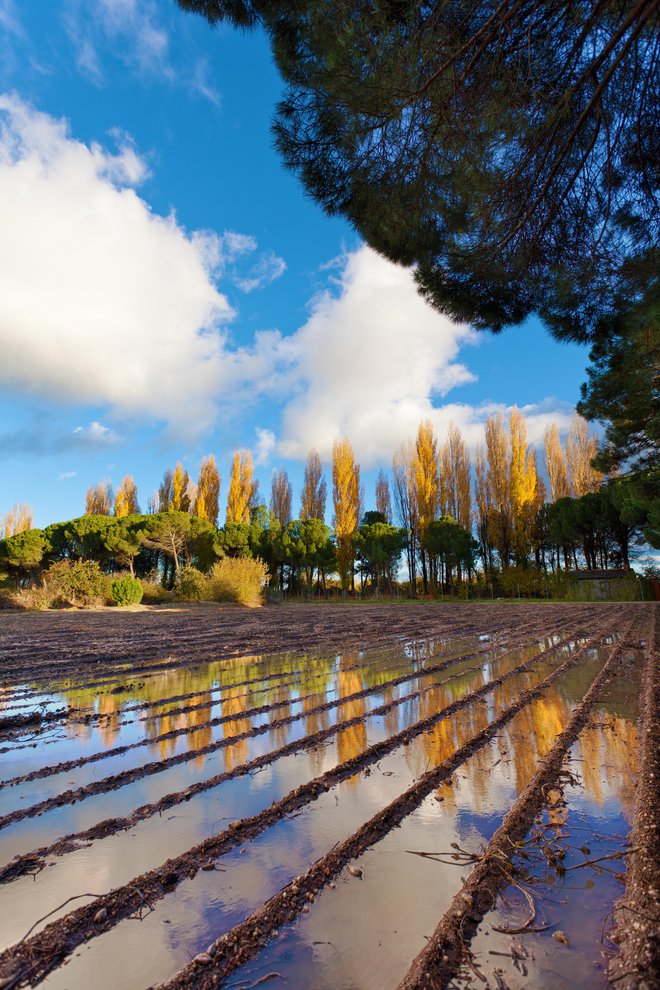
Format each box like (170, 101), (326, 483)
(171, 462), (192, 512)
(392, 441), (418, 593)
(85, 479), (113, 516)
(114, 476), (140, 517)
(544, 424), (571, 500)
(566, 413), (603, 496)
(375, 470), (392, 523)
(226, 450), (257, 524)
(414, 419), (440, 591)
(194, 455), (221, 525)
(1, 504), (33, 538)
(474, 445), (493, 571)
(332, 437), (361, 590)
(484, 413), (511, 563)
(444, 423), (471, 530)
(509, 407), (537, 561)
(300, 449), (327, 520)
(270, 467), (292, 528)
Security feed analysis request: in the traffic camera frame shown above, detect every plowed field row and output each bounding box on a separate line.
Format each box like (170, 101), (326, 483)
(0, 602), (654, 990)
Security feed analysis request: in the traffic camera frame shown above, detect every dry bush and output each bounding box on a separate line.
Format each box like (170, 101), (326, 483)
(174, 567), (211, 602)
(140, 578), (175, 604)
(209, 556), (268, 606)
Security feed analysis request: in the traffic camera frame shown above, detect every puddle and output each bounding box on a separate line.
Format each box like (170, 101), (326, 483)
(23, 638), (595, 989)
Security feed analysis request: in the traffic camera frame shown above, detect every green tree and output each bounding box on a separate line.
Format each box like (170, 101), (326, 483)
(0, 529), (50, 587)
(180, 1), (657, 343)
(103, 516), (146, 577)
(354, 513), (405, 594)
(578, 295), (659, 476)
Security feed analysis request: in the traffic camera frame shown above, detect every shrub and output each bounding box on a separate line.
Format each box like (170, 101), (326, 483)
(110, 575), (143, 606)
(140, 578), (175, 604)
(42, 560), (109, 608)
(174, 567), (210, 602)
(209, 556), (268, 606)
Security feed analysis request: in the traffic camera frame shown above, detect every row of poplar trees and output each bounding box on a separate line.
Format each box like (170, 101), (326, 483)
(75, 409), (608, 593)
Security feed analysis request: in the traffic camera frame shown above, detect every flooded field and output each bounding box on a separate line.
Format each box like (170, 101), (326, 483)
(0, 602), (656, 990)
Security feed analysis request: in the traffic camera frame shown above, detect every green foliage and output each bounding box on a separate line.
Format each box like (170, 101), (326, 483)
(174, 566), (211, 602)
(179, 1), (656, 344)
(42, 560), (109, 608)
(0, 529), (50, 584)
(354, 518), (404, 590)
(578, 295), (659, 475)
(110, 575), (144, 606)
(103, 516), (147, 574)
(209, 556), (269, 605)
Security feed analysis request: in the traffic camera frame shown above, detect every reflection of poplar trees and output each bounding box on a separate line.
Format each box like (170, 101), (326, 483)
(336, 665), (367, 774)
(187, 691), (213, 769)
(221, 686), (250, 771)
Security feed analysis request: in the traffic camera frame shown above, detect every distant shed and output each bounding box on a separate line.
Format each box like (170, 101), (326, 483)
(575, 569), (638, 600)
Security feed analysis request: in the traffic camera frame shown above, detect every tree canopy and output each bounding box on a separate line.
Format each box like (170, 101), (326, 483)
(179, 0), (658, 343)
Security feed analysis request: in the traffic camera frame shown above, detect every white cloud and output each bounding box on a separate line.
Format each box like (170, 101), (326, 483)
(235, 250), (288, 293)
(64, 0), (170, 81)
(254, 427), (276, 466)
(58, 470), (77, 481)
(275, 246), (478, 465)
(0, 97), (576, 465)
(0, 94), (245, 432)
(72, 421), (123, 447)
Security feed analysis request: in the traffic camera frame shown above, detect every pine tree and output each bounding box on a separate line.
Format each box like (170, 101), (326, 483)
(195, 455), (221, 525)
(114, 476), (140, 518)
(300, 449), (327, 520)
(332, 437), (360, 591)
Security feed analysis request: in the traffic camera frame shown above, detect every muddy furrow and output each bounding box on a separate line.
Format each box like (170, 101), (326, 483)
(396, 613), (645, 990)
(0, 604), (588, 684)
(146, 613), (629, 990)
(0, 607), (537, 708)
(0, 611), (571, 786)
(608, 608), (659, 990)
(0, 608), (530, 743)
(0, 622), (583, 883)
(0, 621), (589, 831)
(0, 614), (620, 987)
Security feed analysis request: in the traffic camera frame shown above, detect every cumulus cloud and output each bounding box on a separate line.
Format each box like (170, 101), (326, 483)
(0, 94), (251, 432)
(0, 96), (574, 466)
(276, 246), (478, 465)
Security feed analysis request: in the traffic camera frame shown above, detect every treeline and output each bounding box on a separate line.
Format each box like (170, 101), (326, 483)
(1, 411), (657, 603)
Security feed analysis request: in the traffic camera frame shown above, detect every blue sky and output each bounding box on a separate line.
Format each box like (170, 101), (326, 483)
(0, 0), (591, 528)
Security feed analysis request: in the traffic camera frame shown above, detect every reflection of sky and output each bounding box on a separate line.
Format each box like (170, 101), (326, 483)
(0, 636), (641, 989)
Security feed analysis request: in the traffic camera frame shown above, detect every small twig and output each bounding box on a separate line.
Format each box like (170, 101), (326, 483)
(564, 849), (636, 872)
(18, 893), (105, 943)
